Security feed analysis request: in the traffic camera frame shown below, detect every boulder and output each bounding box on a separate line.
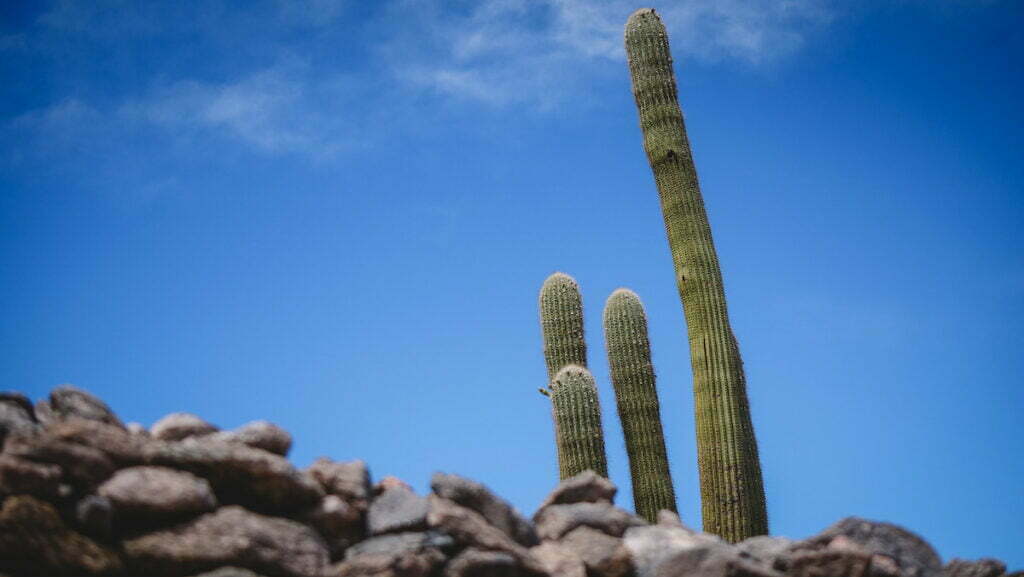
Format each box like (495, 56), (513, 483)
(304, 495), (366, 559)
(205, 421), (292, 456)
(431, 472), (537, 546)
(152, 413), (219, 441)
(47, 385), (124, 428)
(529, 541), (587, 577)
(624, 524), (735, 577)
(560, 526), (632, 577)
(122, 505), (329, 577)
(536, 470), (617, 510)
(98, 466), (217, 521)
(3, 430), (115, 487)
(736, 535), (795, 570)
(0, 454), (61, 499)
(445, 548), (539, 577)
(793, 517), (943, 577)
(308, 458), (372, 509)
(944, 559), (1007, 577)
(329, 549), (446, 577)
(75, 495), (114, 540)
(47, 417), (150, 466)
(427, 495), (545, 574)
(0, 495), (123, 576)
(367, 485), (429, 535)
(0, 392), (37, 444)
(534, 501), (645, 541)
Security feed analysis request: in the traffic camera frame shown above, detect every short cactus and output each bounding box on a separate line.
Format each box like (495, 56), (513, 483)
(550, 365), (608, 479)
(624, 8), (768, 541)
(603, 288), (677, 522)
(539, 272), (588, 385)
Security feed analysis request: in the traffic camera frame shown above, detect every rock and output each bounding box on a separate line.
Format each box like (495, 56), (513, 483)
(3, 430), (116, 487)
(344, 531), (455, 560)
(48, 385), (124, 428)
(304, 495), (365, 559)
(375, 475), (412, 494)
(536, 470), (617, 510)
(152, 413), (219, 441)
(0, 495), (123, 576)
(188, 568), (268, 577)
(789, 548), (898, 577)
(944, 559), (1007, 577)
(205, 421), (292, 456)
(47, 417), (150, 466)
(308, 458), (372, 508)
(431, 472), (537, 546)
(367, 485), (430, 535)
(0, 392), (37, 444)
(656, 509), (685, 527)
(534, 501), (645, 541)
(329, 549), (446, 577)
(0, 454), (61, 499)
(98, 466), (217, 522)
(794, 517), (943, 577)
(560, 526), (632, 577)
(147, 437), (324, 514)
(427, 494), (545, 574)
(624, 524), (733, 577)
(530, 541), (587, 577)
(33, 399), (56, 426)
(736, 535), (795, 570)
(123, 505), (329, 577)
(445, 548), (538, 577)
(75, 495), (114, 540)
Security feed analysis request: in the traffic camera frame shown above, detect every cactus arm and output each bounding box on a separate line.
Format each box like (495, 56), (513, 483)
(550, 365), (608, 479)
(539, 272), (588, 383)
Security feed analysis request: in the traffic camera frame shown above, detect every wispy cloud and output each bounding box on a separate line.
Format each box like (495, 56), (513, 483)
(385, 0), (833, 108)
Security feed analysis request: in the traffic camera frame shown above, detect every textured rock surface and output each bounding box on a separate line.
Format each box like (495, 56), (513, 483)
(534, 501), (645, 540)
(427, 495), (546, 574)
(367, 485), (429, 535)
(0, 454), (61, 498)
(794, 518), (943, 577)
(431, 472), (537, 546)
(0, 393), (38, 444)
(123, 506), (329, 577)
(537, 470), (617, 510)
(98, 466), (217, 520)
(151, 413), (220, 442)
(205, 421), (292, 456)
(530, 541), (587, 577)
(445, 548), (538, 577)
(47, 385), (124, 428)
(560, 526), (632, 577)
(308, 458), (372, 509)
(944, 559), (1007, 577)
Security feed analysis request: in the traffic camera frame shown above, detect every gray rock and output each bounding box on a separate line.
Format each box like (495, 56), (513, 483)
(656, 509), (685, 528)
(123, 505), (329, 577)
(794, 517), (943, 577)
(151, 413), (219, 441)
(537, 470), (617, 510)
(328, 548), (446, 577)
(304, 495), (365, 559)
(445, 548), (538, 577)
(0, 495), (123, 576)
(788, 547), (897, 577)
(147, 437), (324, 514)
(367, 485), (429, 535)
(529, 541), (587, 577)
(33, 399), (56, 426)
(427, 495), (546, 574)
(534, 501), (646, 541)
(0, 454), (61, 499)
(431, 471), (537, 546)
(308, 458), (372, 508)
(3, 430), (115, 487)
(46, 417), (150, 466)
(0, 393), (37, 444)
(48, 385), (124, 428)
(944, 559), (1007, 577)
(736, 535), (795, 570)
(188, 568), (268, 577)
(623, 525), (731, 577)
(126, 422), (150, 436)
(205, 421), (292, 456)
(560, 526), (632, 577)
(75, 495), (114, 540)
(98, 466), (217, 520)
(345, 531), (455, 560)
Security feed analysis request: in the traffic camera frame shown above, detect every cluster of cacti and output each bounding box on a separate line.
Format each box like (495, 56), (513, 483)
(538, 273), (675, 522)
(535, 7), (768, 542)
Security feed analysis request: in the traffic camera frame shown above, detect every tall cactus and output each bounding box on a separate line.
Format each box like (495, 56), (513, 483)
(550, 365), (608, 479)
(624, 8), (768, 541)
(539, 272), (588, 383)
(603, 288), (677, 522)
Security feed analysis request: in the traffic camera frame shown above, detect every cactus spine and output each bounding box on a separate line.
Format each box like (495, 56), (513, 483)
(539, 272), (588, 383)
(624, 8), (768, 541)
(603, 288), (677, 522)
(550, 365), (608, 479)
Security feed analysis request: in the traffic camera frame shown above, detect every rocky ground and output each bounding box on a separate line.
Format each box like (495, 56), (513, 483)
(0, 386), (1017, 577)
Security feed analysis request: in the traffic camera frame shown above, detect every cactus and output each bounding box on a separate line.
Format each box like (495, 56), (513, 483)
(603, 288), (677, 522)
(539, 272), (588, 385)
(550, 365), (608, 479)
(624, 8), (768, 541)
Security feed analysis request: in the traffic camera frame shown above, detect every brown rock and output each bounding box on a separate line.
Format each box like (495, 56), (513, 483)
(205, 421), (292, 456)
(152, 413), (219, 441)
(537, 470), (617, 510)
(308, 458), (372, 509)
(123, 505), (329, 577)
(0, 454), (61, 499)
(98, 466), (217, 520)
(47, 417), (151, 466)
(188, 568), (268, 577)
(328, 549), (446, 577)
(534, 501), (645, 541)
(624, 525), (734, 577)
(431, 472), (537, 546)
(48, 385), (124, 428)
(445, 548), (539, 577)
(368, 485), (429, 535)
(427, 495), (545, 574)
(344, 531), (455, 560)
(0, 392), (37, 444)
(560, 526), (632, 577)
(0, 495), (123, 576)
(530, 541), (587, 577)
(304, 495), (366, 559)
(75, 495), (114, 540)
(3, 430), (115, 487)
(944, 559), (1008, 577)
(794, 518), (942, 577)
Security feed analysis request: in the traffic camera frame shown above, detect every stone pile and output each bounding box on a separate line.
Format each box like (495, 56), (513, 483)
(0, 386), (1017, 577)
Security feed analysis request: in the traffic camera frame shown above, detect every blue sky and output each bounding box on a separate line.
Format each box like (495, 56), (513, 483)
(2, 0), (1022, 567)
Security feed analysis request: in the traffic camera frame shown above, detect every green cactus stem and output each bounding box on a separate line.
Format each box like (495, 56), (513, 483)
(550, 365), (608, 479)
(539, 272), (588, 385)
(624, 8), (768, 541)
(603, 288), (677, 522)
